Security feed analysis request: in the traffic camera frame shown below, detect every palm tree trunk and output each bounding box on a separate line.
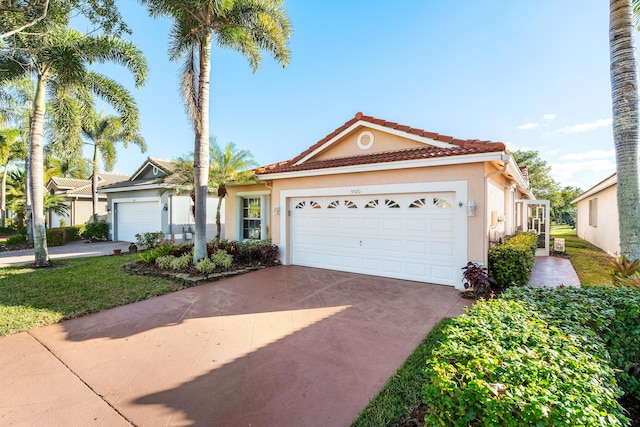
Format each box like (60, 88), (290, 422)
(215, 194), (223, 240)
(193, 33), (212, 263)
(29, 74), (49, 265)
(610, 0), (640, 260)
(91, 144), (99, 221)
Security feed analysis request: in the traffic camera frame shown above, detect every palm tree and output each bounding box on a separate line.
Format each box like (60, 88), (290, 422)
(0, 128), (27, 226)
(140, 0), (291, 262)
(1, 12), (147, 265)
(6, 168), (69, 227)
(610, 0), (640, 260)
(45, 154), (90, 180)
(82, 110), (146, 220)
(209, 138), (257, 240)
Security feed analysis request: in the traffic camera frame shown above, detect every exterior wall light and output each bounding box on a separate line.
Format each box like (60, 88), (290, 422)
(467, 201), (476, 217)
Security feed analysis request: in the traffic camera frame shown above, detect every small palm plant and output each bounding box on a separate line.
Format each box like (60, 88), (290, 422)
(607, 255), (640, 289)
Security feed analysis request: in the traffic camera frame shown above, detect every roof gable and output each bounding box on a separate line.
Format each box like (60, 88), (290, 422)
(130, 157), (174, 181)
(257, 112), (506, 175)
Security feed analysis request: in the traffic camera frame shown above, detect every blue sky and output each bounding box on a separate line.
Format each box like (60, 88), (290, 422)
(89, 0), (616, 192)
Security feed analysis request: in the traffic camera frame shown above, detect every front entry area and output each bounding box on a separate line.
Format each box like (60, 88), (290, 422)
(289, 191), (463, 286)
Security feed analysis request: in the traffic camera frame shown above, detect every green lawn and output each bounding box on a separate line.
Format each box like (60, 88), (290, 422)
(0, 254), (183, 336)
(550, 224), (612, 285)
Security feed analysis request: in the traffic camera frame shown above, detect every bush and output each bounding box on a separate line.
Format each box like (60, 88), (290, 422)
(195, 258), (217, 274)
(211, 249), (232, 269)
(488, 232), (538, 289)
(169, 254), (191, 270)
(6, 234), (25, 245)
(260, 243), (280, 265)
(424, 298), (628, 426)
(135, 231), (164, 249)
(64, 226), (83, 242)
(46, 228), (65, 246)
(139, 244), (179, 265)
(83, 221), (109, 241)
(155, 255), (174, 269)
(503, 286), (640, 399)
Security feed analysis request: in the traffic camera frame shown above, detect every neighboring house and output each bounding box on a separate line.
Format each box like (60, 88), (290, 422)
(572, 173), (619, 256)
(98, 157), (223, 243)
(46, 173), (129, 227)
(224, 112), (538, 289)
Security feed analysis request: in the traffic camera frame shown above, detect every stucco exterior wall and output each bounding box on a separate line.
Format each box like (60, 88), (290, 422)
(226, 163), (489, 263)
(313, 128), (429, 161)
(576, 184), (620, 256)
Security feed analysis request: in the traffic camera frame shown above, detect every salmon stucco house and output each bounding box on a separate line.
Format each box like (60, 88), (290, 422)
(224, 113), (541, 289)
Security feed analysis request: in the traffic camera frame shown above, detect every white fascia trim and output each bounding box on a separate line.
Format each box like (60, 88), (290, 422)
(111, 196), (161, 204)
(278, 180), (469, 289)
(130, 162), (155, 181)
(262, 152), (503, 181)
(236, 190), (271, 197)
(572, 174), (617, 204)
(98, 183), (165, 193)
(505, 155), (534, 199)
(293, 120), (458, 166)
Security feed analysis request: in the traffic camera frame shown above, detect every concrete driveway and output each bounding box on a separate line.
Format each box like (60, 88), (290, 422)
(0, 240), (134, 267)
(0, 266), (469, 426)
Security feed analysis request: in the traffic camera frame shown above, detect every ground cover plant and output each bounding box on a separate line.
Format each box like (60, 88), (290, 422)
(0, 254), (182, 336)
(423, 298), (628, 426)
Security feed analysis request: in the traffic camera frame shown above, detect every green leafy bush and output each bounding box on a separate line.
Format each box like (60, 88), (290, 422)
(503, 286), (640, 399)
(424, 298), (628, 426)
(83, 221), (109, 241)
(211, 249), (232, 269)
(488, 232), (538, 288)
(169, 254), (191, 270)
(139, 244), (178, 264)
(155, 255), (174, 269)
(64, 226), (82, 242)
(195, 258), (217, 274)
(6, 234), (25, 245)
(59, 218), (67, 227)
(46, 228), (65, 246)
(135, 231), (164, 249)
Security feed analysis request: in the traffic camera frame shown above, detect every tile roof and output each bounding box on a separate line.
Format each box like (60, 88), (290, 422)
(257, 112), (506, 175)
(49, 174), (130, 196)
(48, 177), (89, 189)
(129, 157), (176, 181)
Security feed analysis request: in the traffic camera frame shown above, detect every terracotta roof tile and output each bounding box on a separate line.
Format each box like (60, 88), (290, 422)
(257, 145), (500, 175)
(267, 112), (506, 175)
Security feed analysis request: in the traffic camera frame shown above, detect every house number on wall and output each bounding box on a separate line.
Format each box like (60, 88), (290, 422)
(351, 189), (361, 194)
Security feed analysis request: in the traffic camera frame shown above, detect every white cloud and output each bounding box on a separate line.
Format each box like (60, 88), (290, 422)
(543, 114), (556, 120)
(549, 159), (616, 188)
(560, 149), (615, 161)
(555, 118), (612, 134)
(518, 122), (538, 130)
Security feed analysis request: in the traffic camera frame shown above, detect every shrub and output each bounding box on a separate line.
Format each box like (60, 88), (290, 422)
(6, 234), (25, 245)
(139, 244), (179, 264)
(64, 226), (82, 242)
(608, 255), (640, 289)
(260, 243), (280, 265)
(59, 218), (67, 228)
(169, 254), (191, 270)
(461, 261), (492, 298)
(46, 228), (65, 246)
(135, 231), (164, 249)
(83, 221), (109, 241)
(195, 258), (217, 274)
(488, 232), (538, 289)
(503, 286), (640, 399)
(424, 298), (628, 426)
(155, 255), (174, 269)
(211, 249), (232, 269)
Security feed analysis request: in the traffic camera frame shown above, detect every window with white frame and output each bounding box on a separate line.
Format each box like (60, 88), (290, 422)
(589, 198), (597, 227)
(242, 197), (262, 239)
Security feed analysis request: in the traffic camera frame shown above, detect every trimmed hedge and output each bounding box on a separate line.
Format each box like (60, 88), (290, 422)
(423, 298), (628, 426)
(503, 286), (640, 399)
(63, 226), (83, 242)
(488, 232), (538, 288)
(46, 228), (65, 246)
(83, 221), (108, 240)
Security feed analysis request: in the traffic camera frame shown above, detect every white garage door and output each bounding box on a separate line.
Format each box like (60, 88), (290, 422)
(116, 201), (161, 242)
(291, 193), (460, 286)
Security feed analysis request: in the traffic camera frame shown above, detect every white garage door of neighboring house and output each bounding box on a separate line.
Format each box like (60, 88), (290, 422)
(290, 193), (460, 286)
(116, 201), (161, 242)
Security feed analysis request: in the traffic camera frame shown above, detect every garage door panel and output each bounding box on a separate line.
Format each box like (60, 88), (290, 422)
(291, 192), (461, 286)
(116, 201), (161, 243)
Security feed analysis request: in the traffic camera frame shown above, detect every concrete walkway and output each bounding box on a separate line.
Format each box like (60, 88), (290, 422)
(0, 240), (133, 267)
(0, 266), (470, 426)
(528, 256), (580, 287)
